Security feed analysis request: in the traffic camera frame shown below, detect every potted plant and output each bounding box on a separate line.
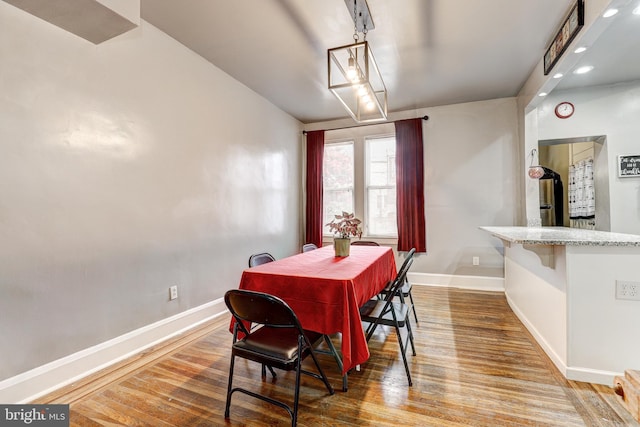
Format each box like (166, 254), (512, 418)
(326, 211), (362, 257)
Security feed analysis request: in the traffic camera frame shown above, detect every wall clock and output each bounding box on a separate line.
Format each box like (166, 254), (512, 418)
(555, 101), (575, 119)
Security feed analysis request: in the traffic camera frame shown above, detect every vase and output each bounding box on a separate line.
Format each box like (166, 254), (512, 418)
(334, 237), (351, 257)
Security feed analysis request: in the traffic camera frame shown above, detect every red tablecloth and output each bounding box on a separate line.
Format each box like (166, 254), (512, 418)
(236, 245), (397, 374)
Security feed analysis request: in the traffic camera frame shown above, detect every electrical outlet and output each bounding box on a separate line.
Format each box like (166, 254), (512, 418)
(169, 285), (178, 300)
(615, 280), (640, 301)
(472, 256), (480, 266)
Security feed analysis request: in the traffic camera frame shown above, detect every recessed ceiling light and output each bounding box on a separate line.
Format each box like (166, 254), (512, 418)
(574, 46), (587, 53)
(574, 65), (594, 74)
(538, 92), (548, 97)
(603, 8), (618, 18)
(553, 73), (564, 79)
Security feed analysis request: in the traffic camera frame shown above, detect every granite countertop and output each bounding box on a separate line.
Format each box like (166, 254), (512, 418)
(480, 226), (640, 246)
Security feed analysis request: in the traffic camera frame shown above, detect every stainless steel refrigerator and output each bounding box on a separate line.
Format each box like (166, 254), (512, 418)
(539, 167), (563, 226)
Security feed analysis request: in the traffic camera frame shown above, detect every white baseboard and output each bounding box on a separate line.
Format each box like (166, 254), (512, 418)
(408, 272), (504, 292)
(0, 298), (227, 404)
(566, 367), (620, 386)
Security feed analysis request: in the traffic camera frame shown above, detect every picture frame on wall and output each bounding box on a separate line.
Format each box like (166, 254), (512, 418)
(618, 154), (640, 178)
(543, 0), (585, 75)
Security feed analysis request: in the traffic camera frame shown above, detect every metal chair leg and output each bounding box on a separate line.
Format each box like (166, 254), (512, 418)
(408, 291), (419, 324)
(224, 355), (236, 418)
(322, 334), (348, 391)
(394, 324), (413, 386)
(261, 364), (276, 378)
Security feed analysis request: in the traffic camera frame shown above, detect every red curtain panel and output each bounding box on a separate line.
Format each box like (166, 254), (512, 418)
(395, 119), (427, 253)
(305, 130), (325, 247)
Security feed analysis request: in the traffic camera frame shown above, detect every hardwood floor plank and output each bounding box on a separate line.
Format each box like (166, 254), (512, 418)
(37, 286), (638, 426)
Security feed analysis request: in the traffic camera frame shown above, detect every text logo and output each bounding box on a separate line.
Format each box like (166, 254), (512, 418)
(0, 405), (69, 426)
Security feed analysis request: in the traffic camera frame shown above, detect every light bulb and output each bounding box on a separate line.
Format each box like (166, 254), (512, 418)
(357, 86), (367, 97)
(366, 101), (375, 110)
(361, 94), (371, 103)
(347, 57), (358, 81)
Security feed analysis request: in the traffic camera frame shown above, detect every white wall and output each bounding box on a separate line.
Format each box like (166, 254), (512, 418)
(517, 0), (618, 230)
(0, 2), (302, 382)
(537, 81), (640, 234)
(419, 98), (519, 278)
(566, 245), (640, 383)
(503, 241), (640, 385)
(504, 244), (568, 374)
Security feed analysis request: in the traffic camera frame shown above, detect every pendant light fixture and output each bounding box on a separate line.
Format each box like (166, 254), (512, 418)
(328, 0), (388, 123)
(528, 148), (545, 179)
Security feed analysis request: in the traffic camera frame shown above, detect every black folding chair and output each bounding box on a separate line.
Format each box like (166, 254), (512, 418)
(224, 289), (335, 427)
(302, 243), (318, 252)
(350, 240), (380, 246)
(378, 248), (419, 324)
(360, 257), (416, 386)
(247, 252), (278, 376)
(248, 252), (276, 267)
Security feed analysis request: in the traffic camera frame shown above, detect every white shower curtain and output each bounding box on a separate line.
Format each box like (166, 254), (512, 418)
(568, 158), (595, 229)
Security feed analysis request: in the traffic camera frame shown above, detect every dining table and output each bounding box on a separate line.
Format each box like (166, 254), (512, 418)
(236, 244), (397, 377)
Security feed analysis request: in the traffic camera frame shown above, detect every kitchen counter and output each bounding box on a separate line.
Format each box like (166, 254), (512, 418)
(480, 226), (640, 246)
(481, 225), (640, 386)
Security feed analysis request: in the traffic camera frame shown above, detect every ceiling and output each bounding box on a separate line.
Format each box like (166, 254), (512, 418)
(140, 0), (640, 124)
(553, 0), (640, 92)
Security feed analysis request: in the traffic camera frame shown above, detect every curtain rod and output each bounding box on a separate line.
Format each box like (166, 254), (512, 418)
(302, 115), (429, 134)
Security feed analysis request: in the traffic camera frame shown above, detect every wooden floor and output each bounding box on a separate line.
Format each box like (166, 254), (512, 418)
(36, 286), (639, 426)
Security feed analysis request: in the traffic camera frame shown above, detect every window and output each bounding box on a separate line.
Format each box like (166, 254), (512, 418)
(322, 142), (354, 231)
(323, 132), (397, 239)
(366, 136), (397, 236)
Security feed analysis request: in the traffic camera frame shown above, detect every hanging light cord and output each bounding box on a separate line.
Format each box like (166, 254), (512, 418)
(529, 148), (537, 168)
